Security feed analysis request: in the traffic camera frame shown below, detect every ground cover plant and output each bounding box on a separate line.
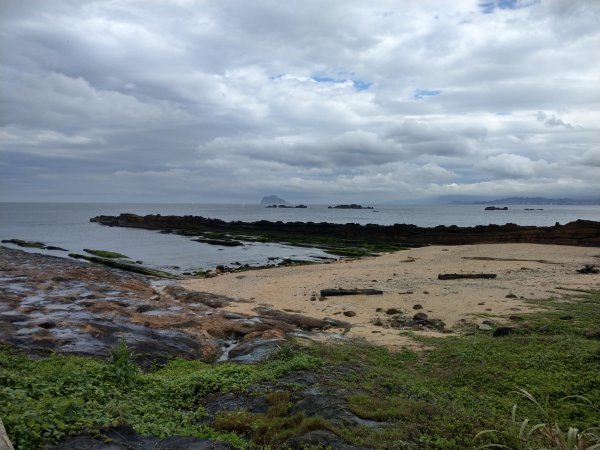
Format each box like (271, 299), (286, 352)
(1, 290), (599, 449)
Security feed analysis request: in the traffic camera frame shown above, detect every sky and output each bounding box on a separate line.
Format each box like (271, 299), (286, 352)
(1, 0), (599, 204)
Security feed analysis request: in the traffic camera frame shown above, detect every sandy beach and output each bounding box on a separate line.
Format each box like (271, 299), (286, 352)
(182, 243), (600, 350)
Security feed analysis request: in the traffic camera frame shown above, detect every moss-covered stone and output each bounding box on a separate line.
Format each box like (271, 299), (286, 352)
(83, 249), (130, 259)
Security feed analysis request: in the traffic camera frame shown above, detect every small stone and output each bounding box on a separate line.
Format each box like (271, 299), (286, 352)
(478, 302), (485, 305)
(478, 324), (493, 331)
(343, 311), (356, 317)
(375, 307), (383, 312)
(538, 325), (550, 332)
(509, 315), (523, 321)
(493, 327), (512, 337)
(386, 308), (402, 315)
(559, 315), (573, 321)
(505, 293), (517, 298)
(482, 320), (494, 326)
(372, 318), (384, 326)
(485, 308), (493, 311)
(413, 304), (423, 310)
(413, 312), (428, 321)
(584, 330), (600, 339)
(423, 291), (430, 295)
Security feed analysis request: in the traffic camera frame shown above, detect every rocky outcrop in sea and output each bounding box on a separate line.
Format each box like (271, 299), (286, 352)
(90, 214), (600, 247)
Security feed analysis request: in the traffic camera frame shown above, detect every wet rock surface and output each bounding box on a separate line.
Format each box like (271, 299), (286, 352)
(0, 247), (342, 364)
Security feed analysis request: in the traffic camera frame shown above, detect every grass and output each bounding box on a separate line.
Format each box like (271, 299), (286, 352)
(1, 291), (599, 449)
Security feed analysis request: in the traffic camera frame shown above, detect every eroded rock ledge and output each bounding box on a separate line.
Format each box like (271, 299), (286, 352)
(0, 247), (348, 364)
(90, 214), (600, 247)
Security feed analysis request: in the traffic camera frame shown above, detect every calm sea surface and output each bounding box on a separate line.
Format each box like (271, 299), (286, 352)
(1, 203), (599, 273)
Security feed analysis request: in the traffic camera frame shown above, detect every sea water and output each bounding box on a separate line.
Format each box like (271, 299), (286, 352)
(1, 202), (598, 273)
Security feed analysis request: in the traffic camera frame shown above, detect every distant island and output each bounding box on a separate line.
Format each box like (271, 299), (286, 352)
(260, 195), (288, 205)
(328, 204), (374, 210)
(451, 197), (600, 205)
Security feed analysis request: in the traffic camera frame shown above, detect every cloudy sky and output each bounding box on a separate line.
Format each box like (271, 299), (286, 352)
(1, 0), (599, 203)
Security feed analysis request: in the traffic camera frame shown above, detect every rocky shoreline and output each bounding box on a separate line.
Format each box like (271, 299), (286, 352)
(90, 214), (600, 247)
(0, 246), (348, 365)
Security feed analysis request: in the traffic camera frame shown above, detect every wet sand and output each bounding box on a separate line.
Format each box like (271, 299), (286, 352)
(182, 244), (600, 350)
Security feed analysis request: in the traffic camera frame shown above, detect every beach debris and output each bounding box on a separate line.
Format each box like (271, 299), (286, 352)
(576, 264), (599, 274)
(0, 418), (15, 450)
(320, 288), (383, 297)
(438, 273), (497, 280)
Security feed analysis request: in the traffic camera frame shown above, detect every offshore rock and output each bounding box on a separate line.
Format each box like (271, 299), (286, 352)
(90, 215), (600, 247)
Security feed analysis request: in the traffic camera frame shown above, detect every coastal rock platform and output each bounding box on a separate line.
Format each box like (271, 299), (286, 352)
(0, 246), (348, 364)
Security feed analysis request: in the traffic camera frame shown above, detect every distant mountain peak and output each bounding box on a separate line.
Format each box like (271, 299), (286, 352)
(260, 195), (288, 204)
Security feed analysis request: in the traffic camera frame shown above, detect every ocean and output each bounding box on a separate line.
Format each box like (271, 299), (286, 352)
(1, 202), (599, 274)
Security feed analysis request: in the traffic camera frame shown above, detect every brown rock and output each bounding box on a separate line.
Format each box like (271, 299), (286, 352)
(413, 312), (428, 321)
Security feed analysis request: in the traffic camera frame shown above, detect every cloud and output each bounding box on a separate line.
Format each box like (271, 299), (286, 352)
(536, 111), (574, 129)
(474, 153), (553, 178)
(1, 0), (599, 202)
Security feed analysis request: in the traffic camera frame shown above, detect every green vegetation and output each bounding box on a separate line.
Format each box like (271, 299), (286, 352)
(0, 345), (322, 449)
(194, 230), (411, 257)
(83, 249), (130, 259)
(1, 291), (599, 449)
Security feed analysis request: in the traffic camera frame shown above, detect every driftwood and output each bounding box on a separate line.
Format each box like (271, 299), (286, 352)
(0, 418), (14, 450)
(320, 288), (383, 297)
(438, 273), (497, 280)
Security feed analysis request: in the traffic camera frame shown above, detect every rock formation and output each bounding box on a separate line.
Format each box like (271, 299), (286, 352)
(90, 214), (600, 247)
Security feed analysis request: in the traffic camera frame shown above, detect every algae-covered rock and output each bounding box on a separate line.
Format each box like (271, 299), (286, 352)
(69, 253), (173, 278)
(83, 249), (130, 259)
